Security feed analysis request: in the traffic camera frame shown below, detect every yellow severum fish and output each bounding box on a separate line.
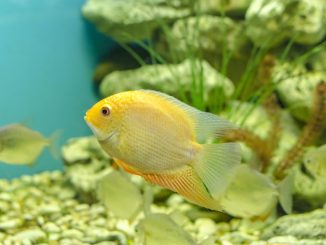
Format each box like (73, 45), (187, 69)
(85, 90), (241, 211)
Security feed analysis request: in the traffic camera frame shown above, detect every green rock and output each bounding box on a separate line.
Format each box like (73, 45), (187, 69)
(261, 209), (326, 241)
(293, 145), (326, 210)
(82, 0), (191, 42)
(252, 235), (326, 245)
(273, 51), (326, 122)
(246, 0), (326, 47)
(195, 0), (253, 15)
(100, 59), (234, 102)
(155, 15), (251, 66)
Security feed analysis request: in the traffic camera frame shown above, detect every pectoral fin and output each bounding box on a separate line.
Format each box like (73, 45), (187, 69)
(193, 143), (241, 199)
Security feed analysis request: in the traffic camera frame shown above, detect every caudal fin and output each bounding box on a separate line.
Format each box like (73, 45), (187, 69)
(193, 143), (241, 199)
(48, 130), (61, 159)
(277, 173), (294, 214)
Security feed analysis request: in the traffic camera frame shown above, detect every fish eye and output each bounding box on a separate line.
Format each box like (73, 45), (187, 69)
(101, 105), (111, 116)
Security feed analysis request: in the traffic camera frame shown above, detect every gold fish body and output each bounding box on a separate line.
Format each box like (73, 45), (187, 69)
(85, 90), (241, 212)
(100, 91), (199, 173)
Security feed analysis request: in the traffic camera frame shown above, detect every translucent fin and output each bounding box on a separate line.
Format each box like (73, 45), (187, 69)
(138, 213), (197, 245)
(193, 143), (241, 199)
(96, 170), (142, 220)
(141, 90), (237, 142)
(277, 173), (294, 214)
(220, 165), (278, 218)
(48, 130), (61, 159)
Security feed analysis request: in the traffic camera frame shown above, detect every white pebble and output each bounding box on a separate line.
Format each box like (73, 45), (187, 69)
(43, 222), (61, 233)
(39, 204), (61, 215)
(0, 218), (23, 230)
(195, 218), (217, 239)
(167, 194), (185, 207)
(13, 228), (46, 242)
(61, 229), (84, 239)
(0, 201), (9, 212)
(0, 193), (11, 202)
(75, 204), (89, 212)
(90, 217), (107, 227)
(116, 220), (135, 236)
(48, 233), (61, 241)
(37, 216), (45, 226)
(86, 227), (110, 241)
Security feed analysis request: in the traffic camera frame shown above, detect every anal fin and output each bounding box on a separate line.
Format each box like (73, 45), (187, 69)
(113, 158), (142, 176)
(142, 166), (223, 211)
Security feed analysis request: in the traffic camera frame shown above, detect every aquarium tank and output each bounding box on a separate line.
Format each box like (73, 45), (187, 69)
(0, 0), (325, 244)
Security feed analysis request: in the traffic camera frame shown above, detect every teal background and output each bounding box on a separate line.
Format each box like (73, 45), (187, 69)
(0, 0), (115, 178)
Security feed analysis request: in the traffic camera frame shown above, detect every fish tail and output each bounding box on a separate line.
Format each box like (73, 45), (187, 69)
(192, 142), (241, 199)
(48, 130), (61, 159)
(277, 173), (294, 214)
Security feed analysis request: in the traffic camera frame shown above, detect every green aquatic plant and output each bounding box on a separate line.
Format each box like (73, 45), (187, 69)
(274, 81), (326, 179)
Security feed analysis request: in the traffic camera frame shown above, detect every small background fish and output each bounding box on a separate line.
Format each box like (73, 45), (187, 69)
(0, 124), (58, 165)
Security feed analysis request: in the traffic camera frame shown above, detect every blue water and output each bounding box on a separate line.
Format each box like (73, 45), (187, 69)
(0, 0), (115, 178)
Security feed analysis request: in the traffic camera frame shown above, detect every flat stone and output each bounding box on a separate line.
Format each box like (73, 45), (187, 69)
(82, 0), (191, 42)
(246, 0), (326, 47)
(100, 59), (234, 105)
(261, 209), (326, 240)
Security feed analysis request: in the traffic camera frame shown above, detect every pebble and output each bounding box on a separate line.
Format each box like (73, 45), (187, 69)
(0, 201), (9, 212)
(85, 227), (111, 241)
(116, 220), (135, 236)
(59, 238), (86, 245)
(39, 204), (61, 215)
(13, 228), (46, 243)
(0, 193), (11, 202)
(56, 215), (73, 226)
(167, 194), (185, 207)
(0, 218), (23, 230)
(94, 242), (117, 245)
(43, 222), (61, 233)
(75, 203), (90, 212)
(90, 217), (107, 227)
(61, 229), (84, 239)
(195, 218), (217, 239)
(58, 188), (76, 200)
(48, 233), (61, 241)
(37, 216), (46, 226)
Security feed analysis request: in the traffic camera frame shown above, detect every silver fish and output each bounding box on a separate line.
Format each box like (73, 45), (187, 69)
(0, 124), (56, 165)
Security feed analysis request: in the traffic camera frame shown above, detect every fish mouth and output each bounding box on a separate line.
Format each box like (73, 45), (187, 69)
(99, 130), (117, 143)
